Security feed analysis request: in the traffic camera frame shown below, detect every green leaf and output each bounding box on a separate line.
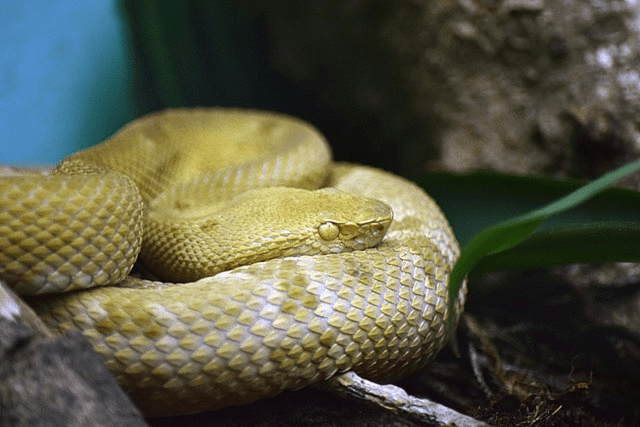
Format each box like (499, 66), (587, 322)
(435, 158), (640, 326)
(473, 221), (640, 274)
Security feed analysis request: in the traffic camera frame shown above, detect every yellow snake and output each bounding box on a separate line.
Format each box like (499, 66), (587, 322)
(0, 108), (466, 416)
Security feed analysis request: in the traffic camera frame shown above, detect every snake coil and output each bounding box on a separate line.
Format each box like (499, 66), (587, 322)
(0, 108), (466, 416)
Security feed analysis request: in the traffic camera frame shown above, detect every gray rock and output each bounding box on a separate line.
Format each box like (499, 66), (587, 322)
(0, 282), (147, 427)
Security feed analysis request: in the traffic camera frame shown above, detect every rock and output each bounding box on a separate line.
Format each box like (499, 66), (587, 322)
(0, 282), (146, 427)
(252, 0), (640, 181)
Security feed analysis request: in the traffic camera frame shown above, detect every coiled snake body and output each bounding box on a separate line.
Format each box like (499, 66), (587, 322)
(0, 109), (466, 416)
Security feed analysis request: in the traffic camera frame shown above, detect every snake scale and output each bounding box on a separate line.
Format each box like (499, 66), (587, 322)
(0, 108), (467, 416)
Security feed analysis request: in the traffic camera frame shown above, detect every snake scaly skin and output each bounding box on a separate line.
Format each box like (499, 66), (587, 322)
(0, 108), (466, 416)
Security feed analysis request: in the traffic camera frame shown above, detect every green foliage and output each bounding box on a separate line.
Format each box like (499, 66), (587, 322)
(415, 159), (640, 324)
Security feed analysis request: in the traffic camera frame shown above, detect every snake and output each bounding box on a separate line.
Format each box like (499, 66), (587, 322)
(0, 108), (467, 416)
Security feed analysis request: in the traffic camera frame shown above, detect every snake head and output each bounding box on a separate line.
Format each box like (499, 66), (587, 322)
(144, 186), (394, 280)
(314, 188), (393, 251)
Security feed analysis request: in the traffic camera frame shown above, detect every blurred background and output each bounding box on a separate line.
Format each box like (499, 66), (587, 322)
(0, 0), (308, 165)
(1, 0), (137, 165)
(1, 1), (414, 172)
(4, 1), (640, 179)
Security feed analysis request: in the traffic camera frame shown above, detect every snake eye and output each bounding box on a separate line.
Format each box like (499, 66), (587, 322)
(318, 222), (340, 241)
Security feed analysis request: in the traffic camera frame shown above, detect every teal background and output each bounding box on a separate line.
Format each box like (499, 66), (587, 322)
(1, 0), (137, 166)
